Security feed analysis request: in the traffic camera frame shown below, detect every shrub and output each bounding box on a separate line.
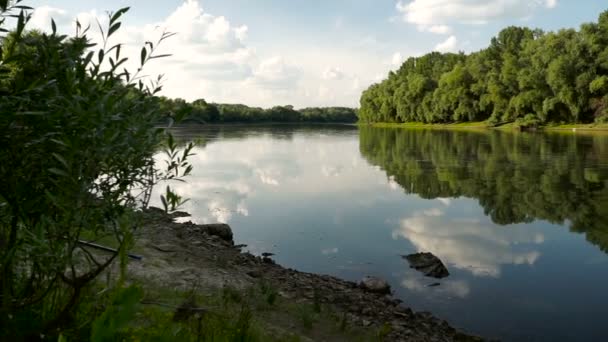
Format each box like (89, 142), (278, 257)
(0, 2), (192, 338)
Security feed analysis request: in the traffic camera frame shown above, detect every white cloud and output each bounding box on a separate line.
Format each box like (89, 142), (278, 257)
(428, 25), (452, 34)
(29, 6), (69, 30)
(322, 67), (345, 80)
(247, 56), (302, 90)
(391, 52), (404, 67)
(392, 209), (543, 277)
(434, 35), (458, 52)
(396, 0), (558, 32)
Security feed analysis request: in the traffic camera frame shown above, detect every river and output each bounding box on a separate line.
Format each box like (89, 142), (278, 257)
(154, 125), (608, 341)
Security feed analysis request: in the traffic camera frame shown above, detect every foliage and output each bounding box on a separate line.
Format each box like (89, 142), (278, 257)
(0, 3), (192, 339)
(360, 12), (608, 125)
(90, 286), (143, 341)
(156, 97), (359, 124)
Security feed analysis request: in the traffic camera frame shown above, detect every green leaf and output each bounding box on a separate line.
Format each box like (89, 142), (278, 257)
(52, 153), (69, 169)
(110, 7), (130, 25)
(149, 53), (172, 60)
(91, 286), (143, 342)
(160, 194), (167, 212)
(108, 22), (121, 37)
(49, 168), (69, 177)
(140, 47), (147, 66)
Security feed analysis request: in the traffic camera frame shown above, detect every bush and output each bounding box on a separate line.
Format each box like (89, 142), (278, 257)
(515, 113), (541, 129)
(0, 2), (192, 339)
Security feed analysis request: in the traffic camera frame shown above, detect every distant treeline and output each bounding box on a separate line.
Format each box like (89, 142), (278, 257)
(359, 11), (608, 125)
(157, 97), (358, 124)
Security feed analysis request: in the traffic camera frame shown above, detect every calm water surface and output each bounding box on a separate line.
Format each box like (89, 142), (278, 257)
(157, 125), (608, 341)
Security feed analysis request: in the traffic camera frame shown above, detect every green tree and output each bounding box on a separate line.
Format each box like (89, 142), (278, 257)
(0, 4), (193, 338)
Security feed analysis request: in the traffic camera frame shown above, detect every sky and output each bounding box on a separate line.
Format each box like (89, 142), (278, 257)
(26, 0), (607, 108)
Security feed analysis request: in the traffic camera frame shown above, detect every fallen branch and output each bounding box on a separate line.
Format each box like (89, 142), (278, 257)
(78, 240), (143, 261)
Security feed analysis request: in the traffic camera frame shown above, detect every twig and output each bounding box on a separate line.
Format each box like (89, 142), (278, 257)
(78, 240), (143, 260)
(140, 300), (214, 314)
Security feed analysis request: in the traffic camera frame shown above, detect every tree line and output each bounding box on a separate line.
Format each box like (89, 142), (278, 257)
(157, 97), (358, 124)
(359, 127), (608, 252)
(358, 11), (608, 126)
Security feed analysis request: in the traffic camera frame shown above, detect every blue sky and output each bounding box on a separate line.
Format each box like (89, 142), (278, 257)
(28, 1), (607, 107)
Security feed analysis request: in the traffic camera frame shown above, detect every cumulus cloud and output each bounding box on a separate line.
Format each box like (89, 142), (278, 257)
(28, 1), (308, 106)
(391, 52), (404, 67)
(25, 0), (435, 108)
(246, 56), (302, 90)
(396, 0), (558, 33)
(434, 35), (458, 52)
(322, 67), (345, 80)
(29, 6), (69, 30)
(428, 25), (452, 34)
(545, 0), (558, 9)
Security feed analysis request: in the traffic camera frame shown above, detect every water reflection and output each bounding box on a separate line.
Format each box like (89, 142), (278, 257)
(393, 208), (543, 277)
(153, 125), (608, 341)
(360, 127), (608, 253)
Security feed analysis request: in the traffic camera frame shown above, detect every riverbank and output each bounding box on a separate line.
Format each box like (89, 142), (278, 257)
(123, 208), (482, 341)
(359, 121), (608, 131)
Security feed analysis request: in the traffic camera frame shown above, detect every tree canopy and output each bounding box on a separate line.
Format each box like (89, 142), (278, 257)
(359, 11), (608, 125)
(156, 97), (358, 124)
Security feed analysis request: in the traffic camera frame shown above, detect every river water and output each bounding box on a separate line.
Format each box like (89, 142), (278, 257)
(156, 125), (608, 341)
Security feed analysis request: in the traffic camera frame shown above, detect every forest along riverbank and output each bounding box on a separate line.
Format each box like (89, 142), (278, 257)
(127, 208), (482, 342)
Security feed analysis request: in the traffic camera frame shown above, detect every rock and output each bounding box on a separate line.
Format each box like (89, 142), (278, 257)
(262, 257), (275, 264)
(403, 252), (449, 278)
(169, 211), (191, 219)
(200, 224), (233, 243)
(359, 276), (391, 294)
(261, 252), (275, 257)
(247, 270), (262, 278)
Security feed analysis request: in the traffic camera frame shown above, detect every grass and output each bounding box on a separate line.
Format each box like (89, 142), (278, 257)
(544, 122), (608, 130)
(47, 275), (391, 342)
(359, 120), (608, 132)
(359, 121), (489, 130)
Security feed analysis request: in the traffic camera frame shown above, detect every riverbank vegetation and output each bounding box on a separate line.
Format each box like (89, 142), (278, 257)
(0, 2), (200, 340)
(358, 11), (608, 126)
(156, 97), (358, 124)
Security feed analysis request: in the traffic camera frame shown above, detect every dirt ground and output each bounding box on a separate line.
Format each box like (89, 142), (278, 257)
(124, 208), (483, 341)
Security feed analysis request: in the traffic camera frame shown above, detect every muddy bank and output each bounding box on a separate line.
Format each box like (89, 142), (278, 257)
(128, 208), (482, 341)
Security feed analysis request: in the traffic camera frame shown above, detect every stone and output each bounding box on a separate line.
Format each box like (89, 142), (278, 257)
(169, 210), (191, 219)
(359, 276), (391, 294)
(247, 270), (262, 278)
(200, 223), (233, 243)
(403, 252), (450, 278)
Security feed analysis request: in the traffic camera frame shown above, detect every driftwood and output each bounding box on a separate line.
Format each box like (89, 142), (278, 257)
(78, 240), (143, 261)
